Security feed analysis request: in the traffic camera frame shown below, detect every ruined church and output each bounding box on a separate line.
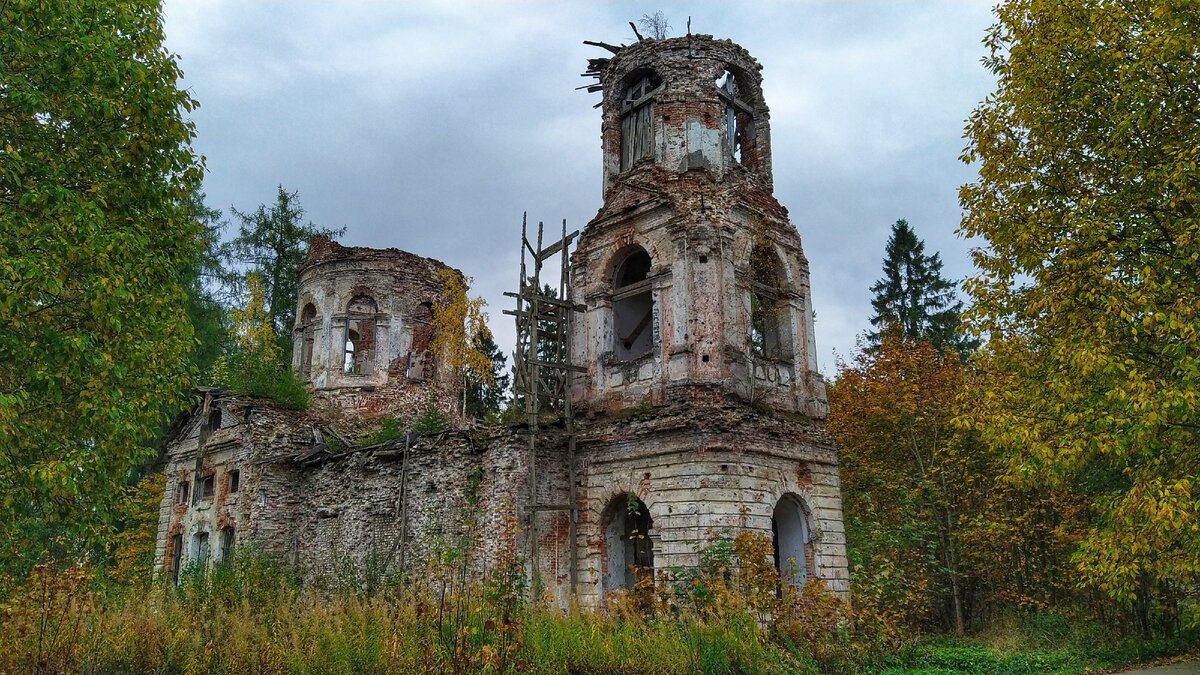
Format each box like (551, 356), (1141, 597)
(155, 34), (849, 605)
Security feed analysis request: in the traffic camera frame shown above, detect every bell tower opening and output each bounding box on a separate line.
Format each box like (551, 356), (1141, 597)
(612, 246), (654, 360)
(619, 69), (662, 171)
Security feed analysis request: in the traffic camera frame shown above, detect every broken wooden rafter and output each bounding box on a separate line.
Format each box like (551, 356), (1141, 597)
(582, 40), (623, 55)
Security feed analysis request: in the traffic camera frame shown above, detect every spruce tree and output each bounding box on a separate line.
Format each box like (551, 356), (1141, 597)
(867, 219), (971, 354)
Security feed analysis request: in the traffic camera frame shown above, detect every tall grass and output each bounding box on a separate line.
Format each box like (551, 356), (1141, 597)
(3, 541), (1193, 674)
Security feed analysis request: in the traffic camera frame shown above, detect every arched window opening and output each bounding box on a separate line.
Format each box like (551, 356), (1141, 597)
(613, 247), (654, 360)
(190, 531), (211, 570)
(344, 295), (377, 375)
(300, 303), (317, 378)
(603, 494), (654, 592)
(715, 68), (755, 164)
(750, 246), (790, 360)
(772, 494), (809, 588)
(620, 69), (663, 171)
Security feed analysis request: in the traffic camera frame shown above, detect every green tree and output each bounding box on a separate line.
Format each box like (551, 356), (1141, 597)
(867, 219), (970, 354)
(183, 189), (230, 377)
(430, 269), (494, 418)
(211, 273), (308, 410)
(960, 0), (1200, 617)
(222, 186), (343, 358)
(0, 0), (204, 576)
(464, 327), (510, 420)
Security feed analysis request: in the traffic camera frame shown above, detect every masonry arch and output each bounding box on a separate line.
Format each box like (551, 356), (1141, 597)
(619, 68), (663, 171)
(611, 245), (655, 361)
(714, 64), (761, 167)
(772, 493), (810, 588)
(749, 244), (792, 360)
(344, 294), (377, 375)
(601, 494), (654, 593)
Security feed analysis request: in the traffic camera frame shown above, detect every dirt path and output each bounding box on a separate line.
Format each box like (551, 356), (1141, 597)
(1114, 661), (1200, 674)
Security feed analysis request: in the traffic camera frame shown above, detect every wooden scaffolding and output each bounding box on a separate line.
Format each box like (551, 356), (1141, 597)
(503, 214), (584, 597)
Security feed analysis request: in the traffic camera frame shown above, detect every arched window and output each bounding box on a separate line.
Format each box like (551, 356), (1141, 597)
(749, 245), (791, 360)
(602, 494), (654, 592)
(772, 494), (810, 588)
(190, 531), (211, 570)
(344, 295), (377, 375)
(299, 303), (317, 378)
(613, 247), (654, 360)
(715, 68), (756, 164)
(619, 69), (662, 170)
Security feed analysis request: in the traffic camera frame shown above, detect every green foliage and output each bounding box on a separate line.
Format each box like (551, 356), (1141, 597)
(212, 274), (309, 409)
(0, 0), (204, 579)
(362, 415), (406, 445)
(182, 188), (230, 377)
(464, 328), (510, 420)
(960, 0), (1200, 606)
(411, 406), (448, 435)
(221, 186), (343, 357)
(868, 219), (972, 355)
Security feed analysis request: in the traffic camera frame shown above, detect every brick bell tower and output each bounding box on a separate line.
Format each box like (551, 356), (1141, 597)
(568, 34), (848, 604)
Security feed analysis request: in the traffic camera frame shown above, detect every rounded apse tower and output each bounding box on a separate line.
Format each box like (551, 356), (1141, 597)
(291, 236), (457, 415)
(565, 34), (848, 605)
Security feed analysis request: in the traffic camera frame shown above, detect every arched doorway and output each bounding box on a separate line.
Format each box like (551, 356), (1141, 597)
(602, 494), (654, 592)
(772, 493), (809, 587)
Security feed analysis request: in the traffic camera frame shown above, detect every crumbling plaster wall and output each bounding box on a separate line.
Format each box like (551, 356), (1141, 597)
(570, 174), (826, 417)
(155, 398), (312, 574)
(572, 403), (848, 606)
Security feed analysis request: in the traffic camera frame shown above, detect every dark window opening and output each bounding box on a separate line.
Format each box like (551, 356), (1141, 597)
(176, 481), (190, 505)
(207, 408), (222, 432)
(619, 70), (663, 171)
(300, 303), (317, 378)
(170, 533), (183, 584)
(715, 69), (756, 164)
(219, 527), (236, 563)
(613, 247), (654, 360)
(228, 469), (240, 493)
(344, 295), (378, 375)
(201, 475), (214, 499)
(603, 495), (654, 592)
(749, 245), (790, 360)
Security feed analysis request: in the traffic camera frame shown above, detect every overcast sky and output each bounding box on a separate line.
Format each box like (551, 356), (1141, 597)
(162, 1), (997, 375)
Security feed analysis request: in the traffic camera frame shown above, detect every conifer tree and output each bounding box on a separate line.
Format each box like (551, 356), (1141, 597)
(867, 219), (971, 354)
(222, 186), (344, 358)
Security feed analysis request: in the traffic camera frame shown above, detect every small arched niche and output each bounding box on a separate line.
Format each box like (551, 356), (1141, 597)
(612, 246), (655, 361)
(772, 493), (810, 588)
(749, 245), (792, 360)
(601, 494), (654, 593)
(299, 303), (317, 378)
(619, 68), (663, 171)
(344, 295), (377, 375)
(714, 66), (758, 166)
